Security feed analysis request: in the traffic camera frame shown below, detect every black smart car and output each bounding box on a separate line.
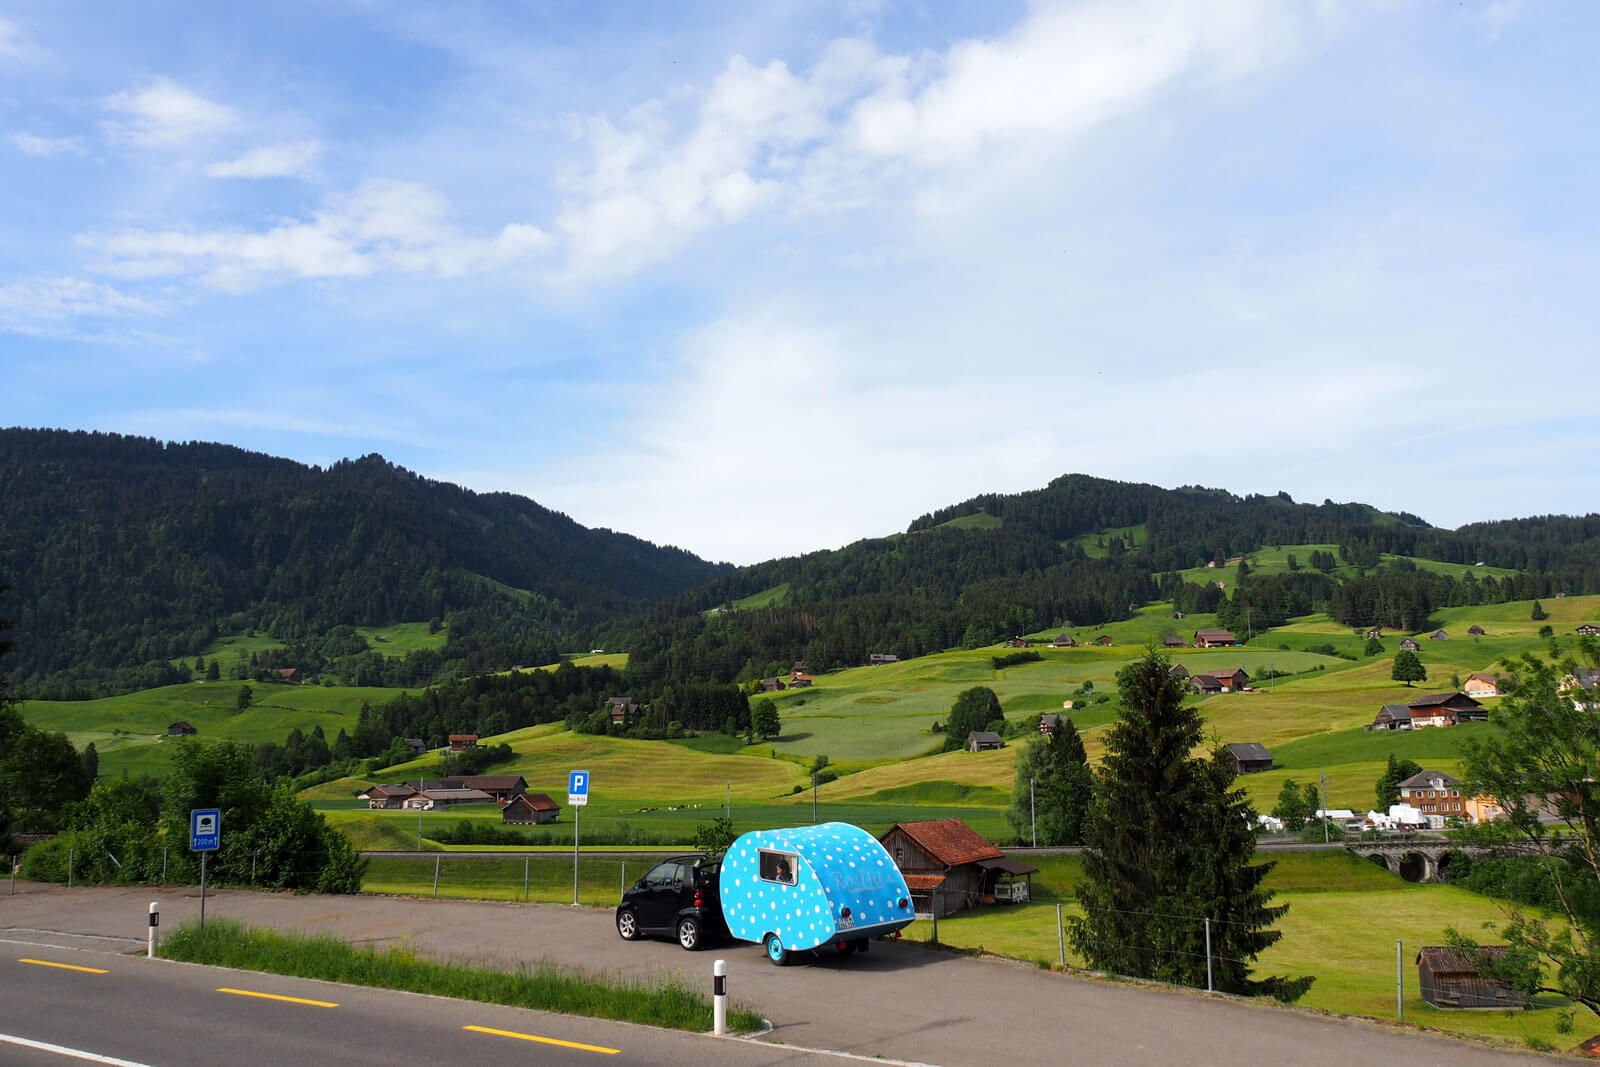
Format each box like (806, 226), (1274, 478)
(615, 855), (724, 950)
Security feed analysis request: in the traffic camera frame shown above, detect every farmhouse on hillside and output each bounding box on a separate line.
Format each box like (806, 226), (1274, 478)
(868, 653), (899, 666)
(1462, 673), (1508, 699)
(167, 721), (197, 736)
(359, 783), (416, 810)
(1368, 704), (1415, 731)
(1222, 742), (1273, 774)
(1407, 692), (1487, 728)
(1415, 946), (1528, 1009)
(1192, 667), (1250, 694)
(1399, 637), (1421, 652)
(879, 819), (1039, 918)
(448, 734), (479, 752)
(1193, 629), (1238, 647)
(1051, 633), (1077, 648)
(606, 696), (639, 725)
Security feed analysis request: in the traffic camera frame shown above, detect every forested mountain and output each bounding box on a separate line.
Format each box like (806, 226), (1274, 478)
(0, 428), (726, 696)
(604, 475), (1600, 691)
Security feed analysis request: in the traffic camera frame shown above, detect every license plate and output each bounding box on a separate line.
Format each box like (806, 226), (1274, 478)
(838, 914), (855, 930)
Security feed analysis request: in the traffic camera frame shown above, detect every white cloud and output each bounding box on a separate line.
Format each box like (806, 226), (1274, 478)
(0, 276), (159, 340)
(79, 179), (553, 290)
(0, 14), (43, 65)
(9, 132), (85, 157)
(206, 139), (322, 179)
(102, 76), (237, 146)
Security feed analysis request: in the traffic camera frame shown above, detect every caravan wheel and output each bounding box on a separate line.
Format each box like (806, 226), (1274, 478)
(763, 932), (789, 966)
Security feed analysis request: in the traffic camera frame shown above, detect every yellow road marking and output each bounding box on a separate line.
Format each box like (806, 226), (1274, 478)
(19, 958), (109, 974)
(216, 987), (339, 1008)
(463, 1024), (620, 1054)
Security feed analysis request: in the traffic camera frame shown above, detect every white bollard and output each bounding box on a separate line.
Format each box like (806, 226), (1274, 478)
(148, 902), (160, 958)
(713, 958), (727, 1036)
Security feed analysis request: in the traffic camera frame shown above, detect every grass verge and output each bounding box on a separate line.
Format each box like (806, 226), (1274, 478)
(158, 918), (764, 1034)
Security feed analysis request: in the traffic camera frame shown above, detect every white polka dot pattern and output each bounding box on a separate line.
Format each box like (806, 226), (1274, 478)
(721, 822), (914, 951)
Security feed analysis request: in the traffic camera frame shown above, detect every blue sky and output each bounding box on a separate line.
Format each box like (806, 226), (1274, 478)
(3, 1), (1597, 564)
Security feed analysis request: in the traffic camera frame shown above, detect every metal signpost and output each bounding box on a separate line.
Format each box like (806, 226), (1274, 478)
(189, 808), (221, 930)
(568, 770), (589, 906)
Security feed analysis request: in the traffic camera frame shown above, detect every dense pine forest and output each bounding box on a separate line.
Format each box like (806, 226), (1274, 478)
(0, 428), (724, 696)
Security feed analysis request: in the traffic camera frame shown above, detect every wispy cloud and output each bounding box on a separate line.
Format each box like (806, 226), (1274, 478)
(79, 179), (552, 290)
(205, 139), (322, 179)
(9, 132), (85, 157)
(102, 76), (237, 146)
(0, 14), (44, 65)
(0, 276), (159, 341)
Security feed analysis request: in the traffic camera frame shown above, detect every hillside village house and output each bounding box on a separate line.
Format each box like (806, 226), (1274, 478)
(1399, 637), (1421, 652)
(448, 734), (479, 752)
(1467, 625), (1487, 637)
(273, 667), (303, 683)
(404, 787), (494, 811)
(1395, 770), (1501, 827)
(1051, 633), (1077, 648)
(1462, 673), (1508, 699)
(1092, 634), (1114, 646)
(1192, 667), (1250, 694)
(868, 653), (899, 666)
(1193, 629), (1238, 647)
(879, 819), (1038, 917)
(360, 783), (416, 809)
(606, 696), (639, 725)
(363, 775), (526, 810)
(1429, 629), (1449, 641)
(1368, 704), (1414, 731)
(1222, 742), (1273, 774)
(167, 721), (197, 736)
(1038, 713), (1066, 735)
(1163, 633), (1186, 648)
(1169, 663), (1190, 681)
(1407, 691), (1487, 728)
(789, 672), (813, 688)
(1577, 623), (1600, 636)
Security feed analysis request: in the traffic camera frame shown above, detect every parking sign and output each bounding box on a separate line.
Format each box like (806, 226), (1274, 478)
(568, 770), (589, 807)
(190, 808), (221, 852)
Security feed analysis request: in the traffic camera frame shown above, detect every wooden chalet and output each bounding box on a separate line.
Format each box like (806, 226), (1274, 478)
(1050, 633), (1077, 648)
(1005, 637), (1030, 649)
(606, 696), (639, 725)
(461, 774), (527, 803)
(1163, 633), (1186, 648)
(1368, 704), (1415, 731)
(1467, 625), (1487, 637)
(1168, 663), (1190, 680)
(1407, 691), (1487, 727)
(966, 731), (1003, 752)
(1222, 742), (1273, 774)
(273, 667), (303, 683)
(1463, 673), (1507, 699)
(405, 787), (494, 811)
(401, 738), (427, 755)
(1092, 634), (1114, 646)
(448, 734), (479, 752)
(166, 721), (198, 736)
(1399, 637), (1421, 651)
(1578, 623), (1600, 636)
(1194, 667), (1249, 693)
(879, 819), (1038, 918)
(789, 672), (813, 688)
(1365, 627), (1384, 640)
(868, 653), (899, 666)
(360, 783), (416, 810)
(1429, 629), (1449, 641)
(761, 677), (785, 692)
(1193, 629), (1238, 648)
(1416, 946), (1528, 1009)
(501, 792), (559, 825)
(1038, 713), (1069, 735)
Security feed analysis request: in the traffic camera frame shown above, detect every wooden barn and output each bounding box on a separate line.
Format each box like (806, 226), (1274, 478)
(501, 792), (559, 825)
(1415, 946), (1528, 1009)
(879, 819), (1038, 919)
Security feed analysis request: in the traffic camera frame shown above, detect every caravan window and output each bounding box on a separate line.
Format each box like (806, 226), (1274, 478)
(759, 849), (798, 885)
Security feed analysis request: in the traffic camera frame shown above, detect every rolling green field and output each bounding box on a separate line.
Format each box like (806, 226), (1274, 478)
(18, 680), (412, 779)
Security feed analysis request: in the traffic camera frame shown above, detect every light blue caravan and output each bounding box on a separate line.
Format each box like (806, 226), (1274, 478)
(719, 822), (915, 965)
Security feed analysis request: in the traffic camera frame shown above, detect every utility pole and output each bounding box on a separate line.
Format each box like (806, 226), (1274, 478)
(1030, 778), (1036, 848)
(811, 772), (818, 824)
(1319, 770), (1330, 844)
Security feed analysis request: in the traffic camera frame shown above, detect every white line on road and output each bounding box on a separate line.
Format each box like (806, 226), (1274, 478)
(0, 1032), (153, 1066)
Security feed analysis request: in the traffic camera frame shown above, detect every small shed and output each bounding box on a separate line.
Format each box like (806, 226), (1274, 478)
(167, 721), (198, 736)
(1416, 946), (1528, 1009)
(966, 731), (1003, 752)
(501, 792), (559, 824)
(1222, 742), (1273, 774)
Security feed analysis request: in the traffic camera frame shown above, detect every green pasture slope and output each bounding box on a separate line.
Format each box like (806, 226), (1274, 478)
(17, 680), (411, 779)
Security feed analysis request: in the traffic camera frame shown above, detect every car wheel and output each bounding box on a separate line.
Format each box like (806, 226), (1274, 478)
(616, 909), (641, 941)
(764, 932), (788, 966)
(677, 917), (701, 951)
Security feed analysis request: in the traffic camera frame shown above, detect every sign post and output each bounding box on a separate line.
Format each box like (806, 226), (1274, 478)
(568, 771), (589, 906)
(189, 808), (221, 930)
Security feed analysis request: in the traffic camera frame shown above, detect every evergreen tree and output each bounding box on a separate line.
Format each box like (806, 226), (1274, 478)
(1391, 650), (1427, 686)
(1068, 649), (1310, 1000)
(1531, 600), (1548, 621)
(1375, 754), (1423, 810)
(1007, 717), (1094, 845)
(1271, 778), (1313, 831)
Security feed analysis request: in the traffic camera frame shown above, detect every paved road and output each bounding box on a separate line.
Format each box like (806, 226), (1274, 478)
(0, 880), (1554, 1065)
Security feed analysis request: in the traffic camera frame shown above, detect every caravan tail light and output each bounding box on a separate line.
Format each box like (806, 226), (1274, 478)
(898, 897), (908, 909)
(840, 907), (851, 920)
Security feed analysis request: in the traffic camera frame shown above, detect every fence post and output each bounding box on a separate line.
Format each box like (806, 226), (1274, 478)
(523, 855), (530, 903)
(1056, 903), (1065, 966)
(1396, 939), (1404, 1022)
(713, 958), (728, 1036)
(432, 855), (441, 898)
(1205, 918), (1213, 992)
(148, 902), (160, 958)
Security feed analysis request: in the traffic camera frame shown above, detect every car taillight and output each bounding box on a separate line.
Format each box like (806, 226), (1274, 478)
(693, 891), (706, 907)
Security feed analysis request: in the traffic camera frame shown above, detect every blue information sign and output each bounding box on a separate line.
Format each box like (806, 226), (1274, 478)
(568, 770), (589, 807)
(190, 808), (221, 852)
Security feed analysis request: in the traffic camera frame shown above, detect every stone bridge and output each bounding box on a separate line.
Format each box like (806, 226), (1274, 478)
(1345, 839), (1502, 883)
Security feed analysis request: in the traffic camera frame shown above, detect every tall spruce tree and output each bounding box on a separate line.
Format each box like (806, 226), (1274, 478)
(1007, 716), (1094, 845)
(1068, 649), (1310, 1000)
